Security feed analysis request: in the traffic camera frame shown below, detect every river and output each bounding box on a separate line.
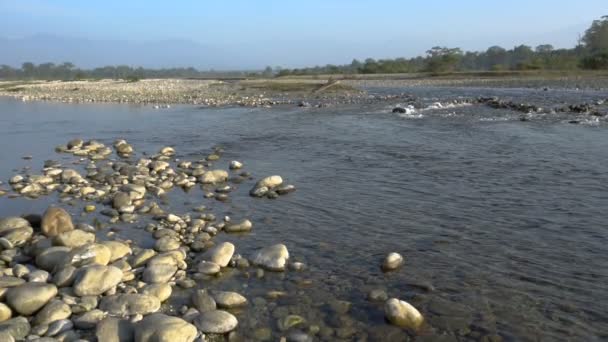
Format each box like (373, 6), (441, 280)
(0, 85), (607, 341)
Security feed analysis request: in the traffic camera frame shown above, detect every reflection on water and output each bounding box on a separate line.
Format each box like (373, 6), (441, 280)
(0, 86), (607, 341)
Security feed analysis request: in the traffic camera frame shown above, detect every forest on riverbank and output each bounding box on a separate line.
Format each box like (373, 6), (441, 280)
(1, 16), (606, 81)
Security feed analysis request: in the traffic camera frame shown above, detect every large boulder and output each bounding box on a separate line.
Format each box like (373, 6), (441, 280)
(99, 294), (161, 316)
(6, 283), (58, 315)
(384, 298), (424, 330)
(252, 244), (289, 271)
(193, 310), (238, 334)
(202, 242), (234, 267)
(135, 313), (197, 342)
(73, 265), (123, 296)
(40, 207), (74, 237)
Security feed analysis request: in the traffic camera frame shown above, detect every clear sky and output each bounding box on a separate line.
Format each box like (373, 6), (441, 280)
(0, 0), (605, 68)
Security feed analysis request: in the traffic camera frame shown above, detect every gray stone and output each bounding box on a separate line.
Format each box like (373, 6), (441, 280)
(36, 246), (71, 272)
(99, 294), (161, 316)
(202, 242), (234, 267)
(191, 289), (216, 313)
(73, 309), (106, 329)
(53, 230), (95, 248)
(6, 282), (58, 315)
(135, 313), (198, 342)
(73, 265), (123, 296)
(193, 310), (238, 334)
(384, 298), (424, 330)
(142, 263), (177, 284)
(211, 291), (247, 309)
(0, 317), (30, 340)
(96, 317), (134, 342)
(34, 300), (71, 326)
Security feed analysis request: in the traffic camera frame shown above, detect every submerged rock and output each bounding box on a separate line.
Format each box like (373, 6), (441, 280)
(224, 219), (252, 233)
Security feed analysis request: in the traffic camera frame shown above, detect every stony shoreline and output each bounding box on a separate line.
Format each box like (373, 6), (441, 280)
(2, 76), (607, 110)
(0, 138), (422, 341)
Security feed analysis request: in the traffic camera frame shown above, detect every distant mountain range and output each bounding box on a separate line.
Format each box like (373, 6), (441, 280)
(0, 34), (250, 70)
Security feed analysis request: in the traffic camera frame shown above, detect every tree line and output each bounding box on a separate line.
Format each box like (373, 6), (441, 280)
(1, 16), (607, 81)
(278, 16), (608, 76)
(0, 63), (248, 81)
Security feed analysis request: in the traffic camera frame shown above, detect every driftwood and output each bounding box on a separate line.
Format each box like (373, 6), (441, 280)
(313, 79), (341, 94)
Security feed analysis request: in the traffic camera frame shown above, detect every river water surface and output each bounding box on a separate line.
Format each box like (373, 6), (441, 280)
(0, 86), (607, 341)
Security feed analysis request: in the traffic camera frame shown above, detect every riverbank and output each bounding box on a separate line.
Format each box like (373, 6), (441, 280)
(2, 72), (608, 108)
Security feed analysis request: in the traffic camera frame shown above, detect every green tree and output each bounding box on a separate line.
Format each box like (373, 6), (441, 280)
(425, 47), (463, 73)
(582, 16), (608, 53)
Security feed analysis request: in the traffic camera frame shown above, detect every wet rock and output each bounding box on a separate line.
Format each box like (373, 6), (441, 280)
(229, 161), (243, 170)
(96, 317), (134, 342)
(382, 252), (404, 271)
(53, 229), (95, 248)
(191, 289), (216, 313)
(143, 263), (177, 284)
(33, 300), (71, 326)
(73, 265), (123, 296)
(41, 207), (74, 237)
(197, 261), (221, 275)
(224, 219), (252, 233)
(368, 289), (388, 302)
(278, 315), (306, 331)
(202, 242), (235, 267)
(384, 298), (424, 330)
(0, 317), (30, 340)
(392, 107), (407, 113)
(99, 294), (161, 316)
(73, 309), (106, 329)
(6, 282), (58, 315)
(250, 175), (283, 197)
(200, 170), (229, 184)
(252, 244), (289, 271)
(159, 146), (175, 157)
(212, 291), (247, 309)
(193, 310), (238, 334)
(276, 184), (296, 195)
(135, 313), (197, 342)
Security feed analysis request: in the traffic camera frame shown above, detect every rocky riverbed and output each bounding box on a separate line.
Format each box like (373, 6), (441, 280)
(0, 138), (423, 341)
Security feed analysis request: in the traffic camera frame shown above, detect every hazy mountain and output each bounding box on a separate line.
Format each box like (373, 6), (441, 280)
(0, 34), (252, 70)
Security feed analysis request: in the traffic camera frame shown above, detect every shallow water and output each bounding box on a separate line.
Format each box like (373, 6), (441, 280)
(1, 86), (607, 341)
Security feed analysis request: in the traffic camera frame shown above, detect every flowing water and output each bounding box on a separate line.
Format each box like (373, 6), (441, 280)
(0, 86), (607, 341)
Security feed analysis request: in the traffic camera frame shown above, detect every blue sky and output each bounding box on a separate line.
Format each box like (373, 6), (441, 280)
(0, 0), (605, 68)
